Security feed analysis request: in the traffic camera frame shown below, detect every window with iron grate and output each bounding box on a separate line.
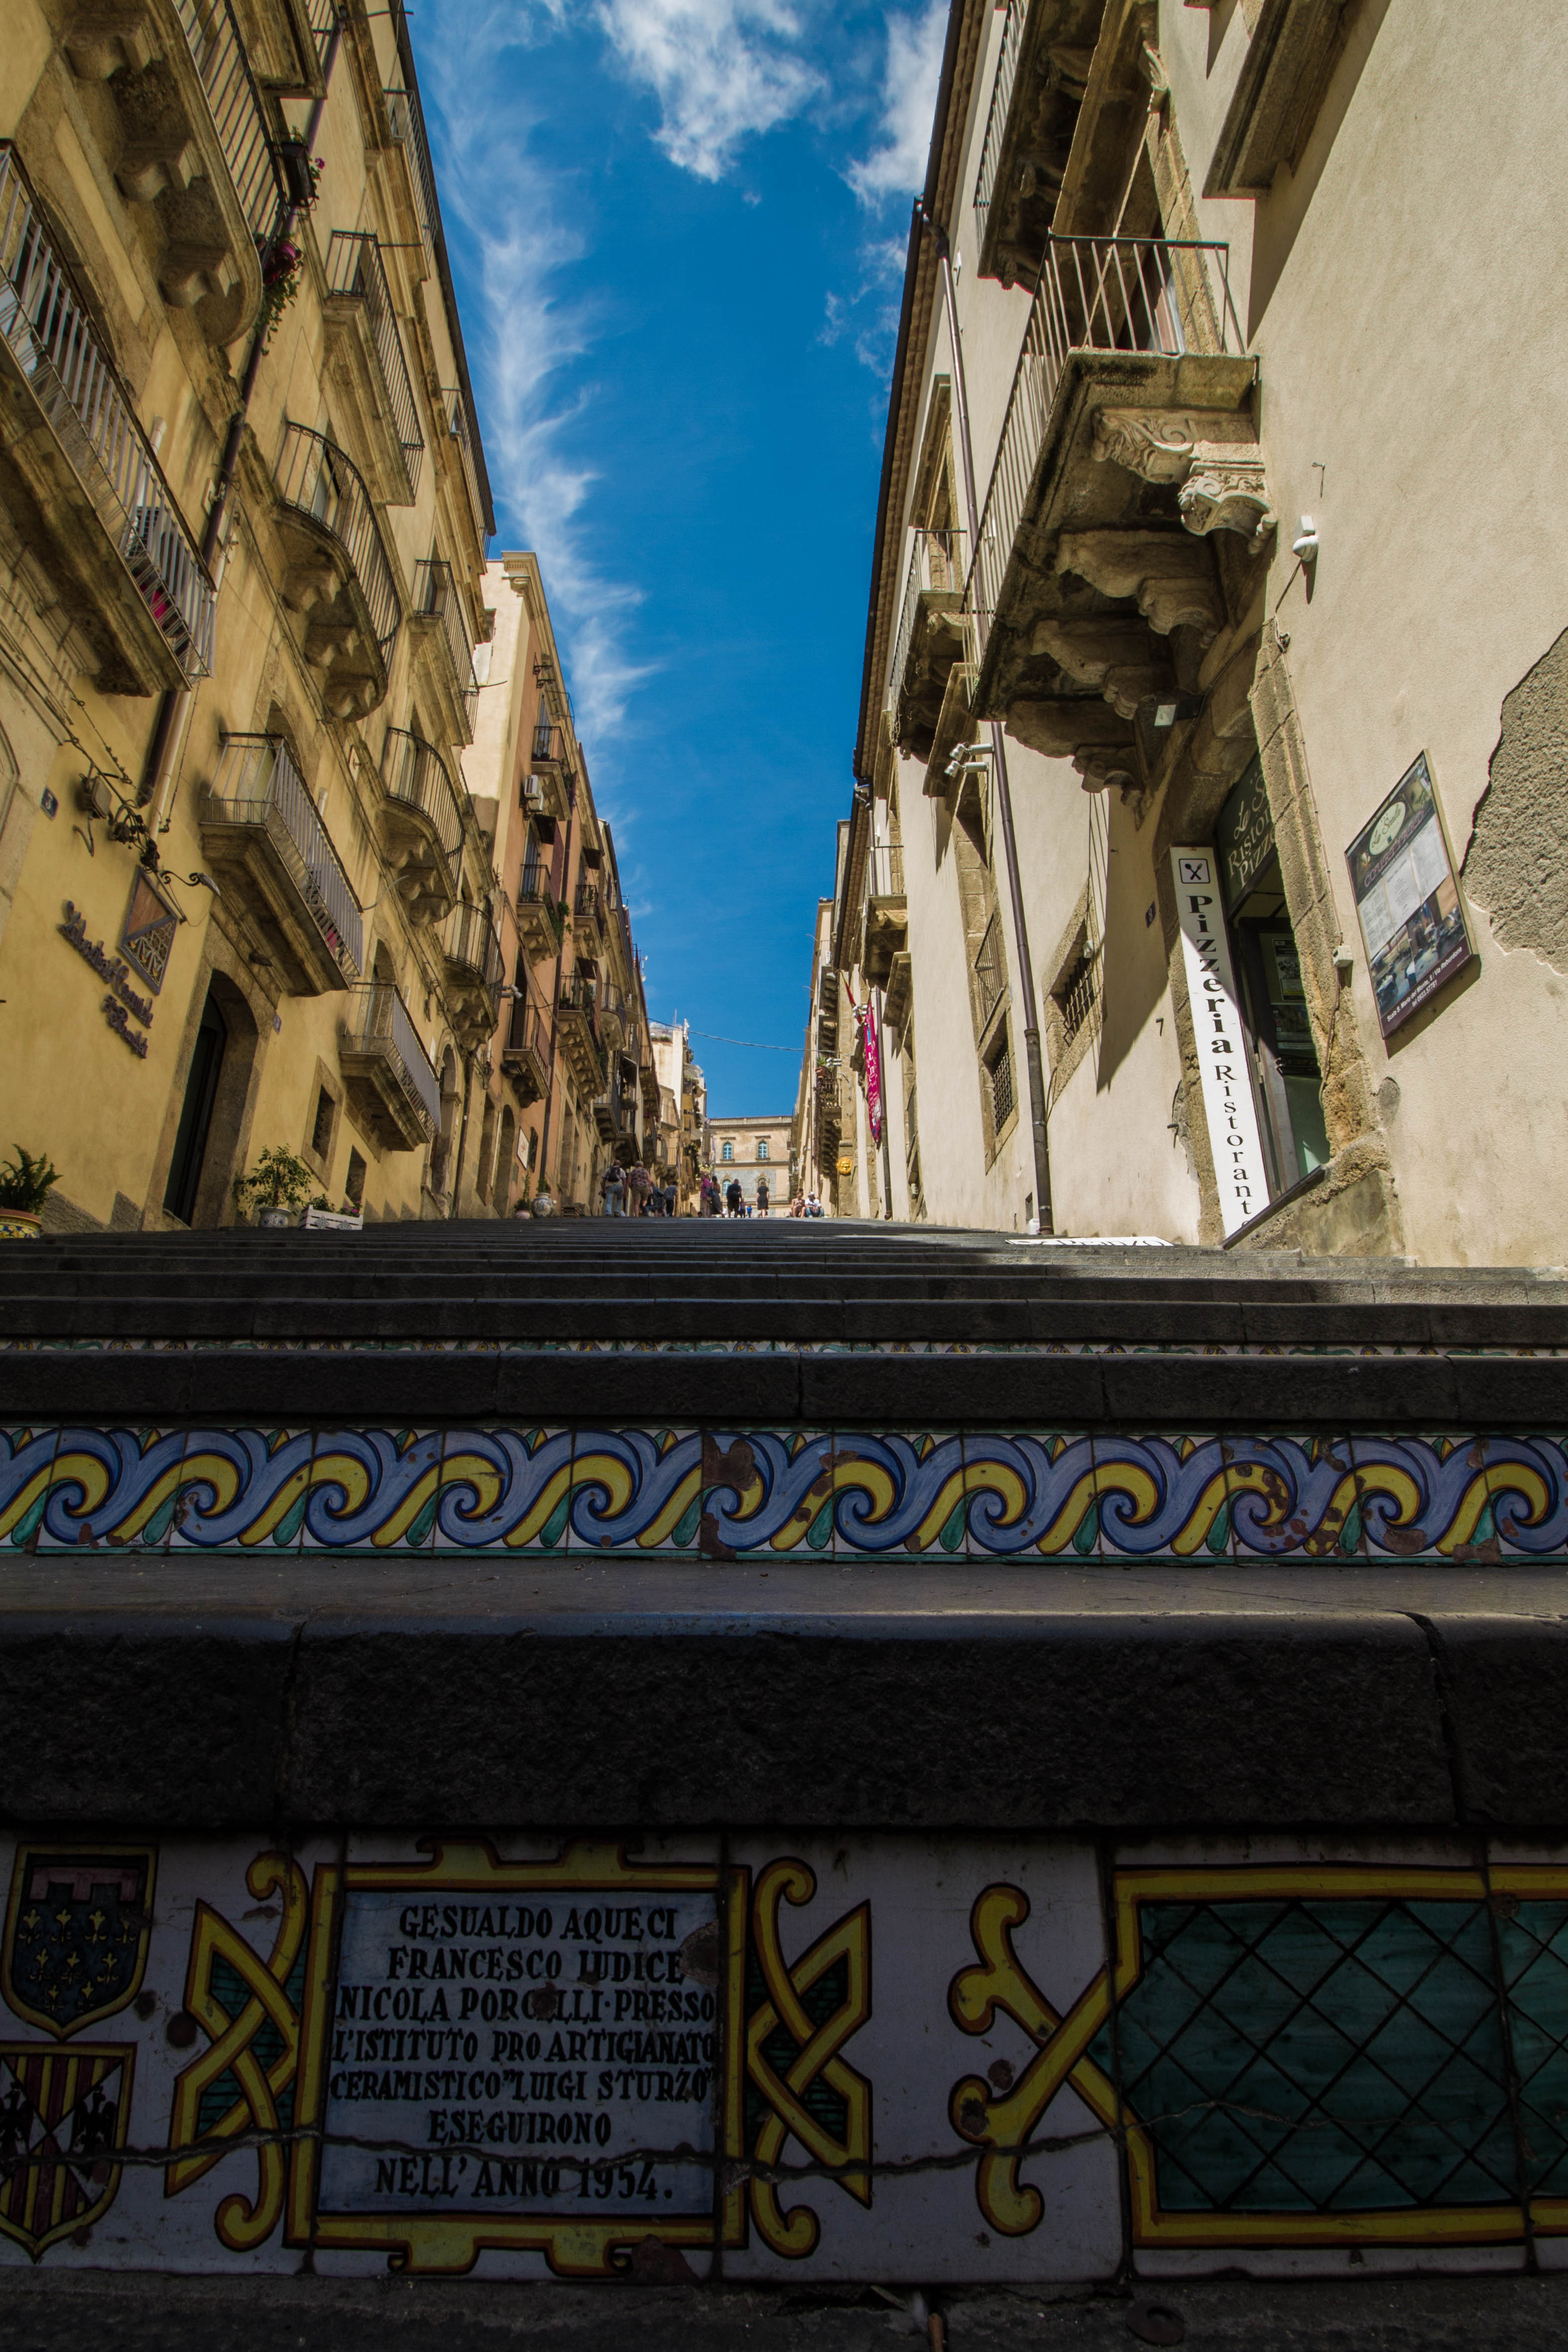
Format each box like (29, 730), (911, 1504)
(987, 1036), (1014, 1128)
(1055, 943), (1099, 1047)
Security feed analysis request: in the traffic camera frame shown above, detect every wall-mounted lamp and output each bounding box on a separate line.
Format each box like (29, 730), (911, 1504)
(1292, 515), (1320, 564)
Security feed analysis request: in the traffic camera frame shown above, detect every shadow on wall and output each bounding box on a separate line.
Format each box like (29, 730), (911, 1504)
(1245, 0), (1393, 339)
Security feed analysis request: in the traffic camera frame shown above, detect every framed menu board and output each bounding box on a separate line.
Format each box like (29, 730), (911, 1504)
(1346, 753), (1475, 1038)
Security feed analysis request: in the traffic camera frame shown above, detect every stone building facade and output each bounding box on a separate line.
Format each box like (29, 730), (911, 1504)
(464, 552), (654, 1218)
(706, 1109), (794, 1212)
(0, 0), (591, 1229)
(826, 0), (1568, 1259)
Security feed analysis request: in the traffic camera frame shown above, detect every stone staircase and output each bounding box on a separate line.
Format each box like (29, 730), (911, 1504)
(0, 1222), (1566, 2295)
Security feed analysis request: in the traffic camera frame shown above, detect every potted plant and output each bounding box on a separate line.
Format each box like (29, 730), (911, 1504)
(232, 1145), (314, 1230)
(0, 1146), (60, 1240)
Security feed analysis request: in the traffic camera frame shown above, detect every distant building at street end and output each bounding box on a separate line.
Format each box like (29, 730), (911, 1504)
(706, 1112), (794, 1210)
(816, 0), (1568, 1262)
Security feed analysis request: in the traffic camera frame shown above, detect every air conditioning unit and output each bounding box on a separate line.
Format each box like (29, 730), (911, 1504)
(522, 778), (544, 808)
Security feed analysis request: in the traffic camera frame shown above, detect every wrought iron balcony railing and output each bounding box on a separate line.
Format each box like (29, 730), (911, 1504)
(574, 881), (603, 927)
(340, 981), (441, 1138)
(967, 235), (1240, 645)
(447, 390), (486, 545)
(203, 733), (362, 979)
(325, 232), (424, 494)
(972, 0), (1025, 239)
(517, 863), (565, 941)
(443, 898), (504, 995)
(380, 728), (465, 863)
(169, 0), (285, 246)
(412, 555), (478, 741)
(276, 423), (400, 652)
(885, 527), (967, 715)
(0, 146), (216, 679)
(504, 995), (549, 1063)
(867, 841), (906, 901)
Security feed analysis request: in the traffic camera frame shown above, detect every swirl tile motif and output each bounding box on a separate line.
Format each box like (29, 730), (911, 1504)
(3, 1425), (1567, 1559)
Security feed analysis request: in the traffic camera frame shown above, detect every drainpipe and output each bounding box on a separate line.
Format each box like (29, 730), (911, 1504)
(137, 13), (345, 808)
(927, 218), (1053, 1234)
(536, 778), (576, 1194)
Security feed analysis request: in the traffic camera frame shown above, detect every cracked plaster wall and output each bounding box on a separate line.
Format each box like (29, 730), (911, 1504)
(1463, 629), (1568, 975)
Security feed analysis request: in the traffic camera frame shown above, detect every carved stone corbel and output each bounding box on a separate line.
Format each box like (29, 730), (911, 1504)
(1092, 408), (1274, 543)
(1056, 529), (1225, 642)
(1029, 616), (1176, 720)
(65, 2), (157, 81)
(1005, 698), (1139, 798)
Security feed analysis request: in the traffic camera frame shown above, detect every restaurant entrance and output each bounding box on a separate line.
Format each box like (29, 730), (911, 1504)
(1216, 759), (1330, 1200)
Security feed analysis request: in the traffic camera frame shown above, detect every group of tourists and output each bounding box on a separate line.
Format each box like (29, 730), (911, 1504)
(597, 1160), (678, 1217)
(691, 1175), (824, 1219)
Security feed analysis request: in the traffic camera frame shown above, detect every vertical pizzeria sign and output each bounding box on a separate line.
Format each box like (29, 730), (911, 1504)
(1170, 848), (1268, 1239)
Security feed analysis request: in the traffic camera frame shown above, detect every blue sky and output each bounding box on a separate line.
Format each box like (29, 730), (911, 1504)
(414, 0), (945, 1117)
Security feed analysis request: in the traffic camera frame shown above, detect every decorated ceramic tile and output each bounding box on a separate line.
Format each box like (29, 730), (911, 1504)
(0, 1831), (335, 2272)
(433, 1428), (577, 1552)
(687, 1430), (836, 1559)
(1222, 1432), (1361, 1563)
(1099, 1836), (1537, 2275)
(566, 1430), (704, 1554)
(960, 1432), (1100, 1559)
(32, 1427), (192, 1552)
(309, 1833), (724, 2279)
(1350, 1433), (1568, 1563)
(165, 1429), (318, 1552)
(1089, 1433), (1236, 1563)
(723, 1835), (1119, 2283)
(297, 1429), (447, 1552)
(0, 1427), (60, 1551)
(1482, 1838), (1568, 2264)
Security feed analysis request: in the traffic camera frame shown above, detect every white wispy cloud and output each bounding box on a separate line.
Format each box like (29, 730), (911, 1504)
(846, 0), (945, 206)
(418, 1), (654, 749)
(594, 0), (823, 181)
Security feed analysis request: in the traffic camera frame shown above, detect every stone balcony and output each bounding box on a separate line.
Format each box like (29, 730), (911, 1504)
(199, 733), (362, 994)
(515, 867), (564, 965)
(63, 0), (283, 339)
(441, 898), (503, 1047)
(378, 727), (463, 925)
(0, 145), (216, 695)
(274, 425), (401, 720)
(322, 231), (425, 507)
(971, 0), (1105, 291)
(336, 980), (440, 1151)
(968, 233), (1270, 804)
(885, 527), (968, 763)
(557, 973), (606, 1098)
(409, 555), (478, 748)
(862, 840), (908, 988)
(499, 994), (550, 1106)
(527, 722), (573, 820)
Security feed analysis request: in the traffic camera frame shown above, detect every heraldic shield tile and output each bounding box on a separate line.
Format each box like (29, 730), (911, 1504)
(1351, 1432), (1568, 1563)
(298, 1429), (446, 1552)
(33, 1428), (192, 1552)
(432, 1428), (575, 1552)
(309, 1833), (723, 2279)
(0, 1428), (60, 1552)
(1089, 1849), (1532, 2278)
(724, 1836), (1120, 2284)
(0, 1830), (334, 2272)
(166, 1429), (317, 1551)
(960, 1433), (1100, 1560)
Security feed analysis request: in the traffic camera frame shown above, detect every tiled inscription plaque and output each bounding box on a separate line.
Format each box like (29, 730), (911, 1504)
(5, 1829), (1568, 2281)
(316, 1853), (719, 2260)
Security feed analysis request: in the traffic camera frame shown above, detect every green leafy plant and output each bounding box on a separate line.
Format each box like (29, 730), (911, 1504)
(0, 1146), (60, 1214)
(232, 1145), (315, 1218)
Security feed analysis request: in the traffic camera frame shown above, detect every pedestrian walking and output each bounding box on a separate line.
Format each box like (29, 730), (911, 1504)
(601, 1159), (626, 1217)
(756, 1177), (769, 1216)
(664, 1180), (678, 1218)
(726, 1177), (743, 1218)
(627, 1161), (653, 1217)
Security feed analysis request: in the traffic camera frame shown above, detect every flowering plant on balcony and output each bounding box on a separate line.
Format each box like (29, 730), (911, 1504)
(259, 238), (304, 346)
